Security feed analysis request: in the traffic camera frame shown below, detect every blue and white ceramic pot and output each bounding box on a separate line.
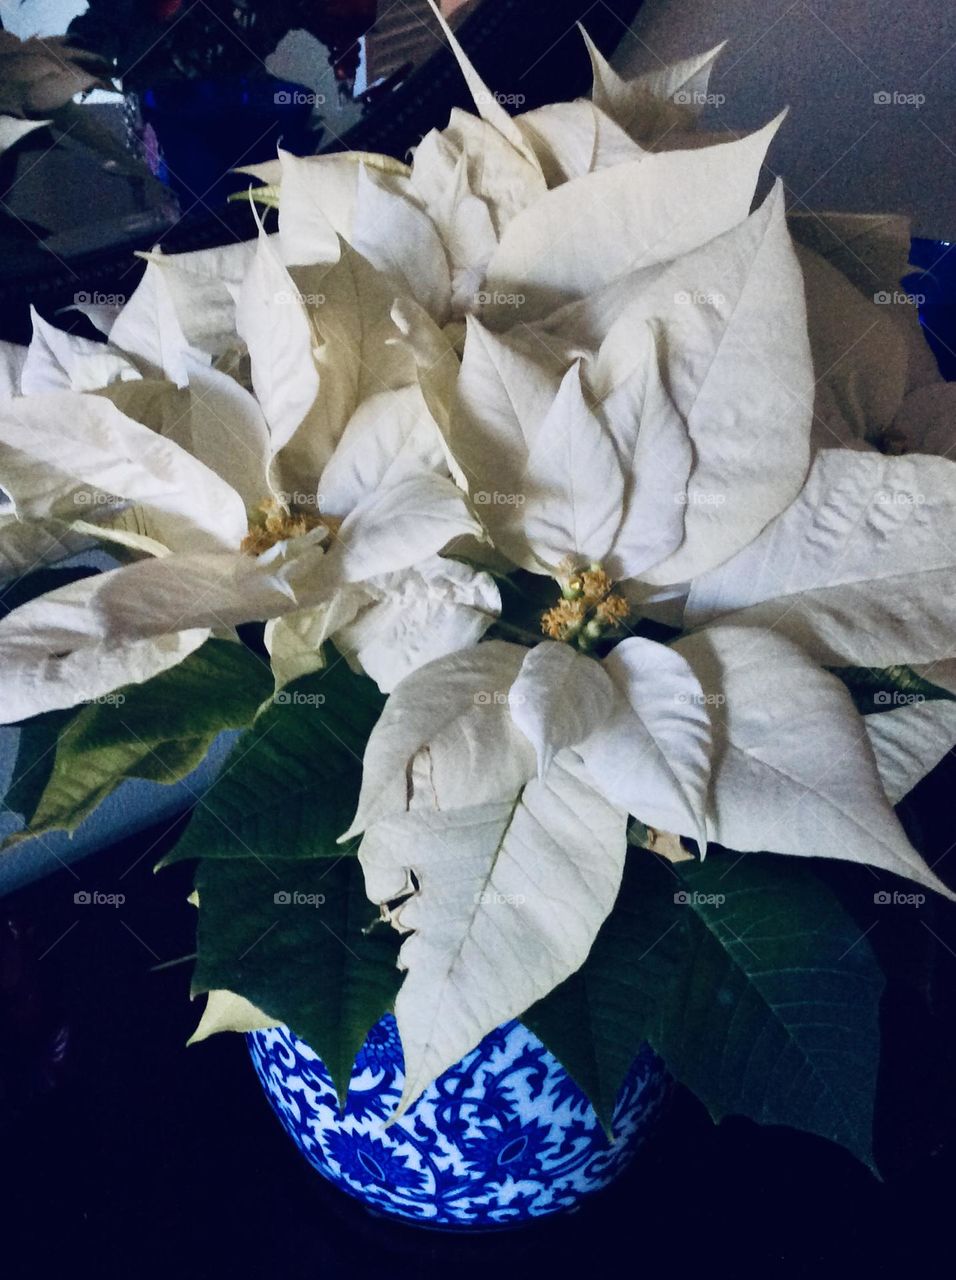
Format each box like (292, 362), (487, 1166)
(248, 1015), (668, 1229)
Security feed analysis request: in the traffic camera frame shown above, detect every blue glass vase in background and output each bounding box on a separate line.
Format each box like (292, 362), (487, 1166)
(248, 1017), (668, 1230)
(904, 238), (956, 381)
(138, 76), (317, 211)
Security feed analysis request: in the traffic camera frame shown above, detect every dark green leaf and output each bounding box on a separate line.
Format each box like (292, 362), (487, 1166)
(16, 640), (272, 841)
(658, 854), (885, 1172)
(484, 572), (555, 647)
(626, 818), (652, 849)
(526, 851), (885, 1169)
(192, 853), (401, 1103)
(830, 664), (956, 716)
(161, 657), (384, 866)
(3, 708), (78, 823)
(523, 852), (686, 1132)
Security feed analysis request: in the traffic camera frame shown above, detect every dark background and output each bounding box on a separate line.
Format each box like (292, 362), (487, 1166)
(1, 751), (955, 1280)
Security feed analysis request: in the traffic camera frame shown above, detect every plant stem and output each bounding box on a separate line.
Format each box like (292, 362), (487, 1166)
(487, 619), (542, 648)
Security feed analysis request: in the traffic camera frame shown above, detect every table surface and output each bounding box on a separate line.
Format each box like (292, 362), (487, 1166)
(2, 754), (955, 1279)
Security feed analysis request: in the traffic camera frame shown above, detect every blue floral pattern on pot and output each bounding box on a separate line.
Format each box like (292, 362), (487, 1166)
(248, 1015), (668, 1228)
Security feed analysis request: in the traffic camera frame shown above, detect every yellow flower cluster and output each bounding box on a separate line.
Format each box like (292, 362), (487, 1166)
(241, 498), (336, 557)
(540, 564), (630, 648)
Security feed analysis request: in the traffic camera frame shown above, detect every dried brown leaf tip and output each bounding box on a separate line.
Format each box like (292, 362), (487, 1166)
(645, 828), (694, 863)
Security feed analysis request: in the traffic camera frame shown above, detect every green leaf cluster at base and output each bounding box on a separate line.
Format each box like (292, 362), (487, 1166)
(524, 851), (884, 1171)
(192, 854), (401, 1104)
(163, 656), (398, 1102)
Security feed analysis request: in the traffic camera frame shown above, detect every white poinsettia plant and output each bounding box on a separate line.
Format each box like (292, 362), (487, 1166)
(2, 7), (955, 1165)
